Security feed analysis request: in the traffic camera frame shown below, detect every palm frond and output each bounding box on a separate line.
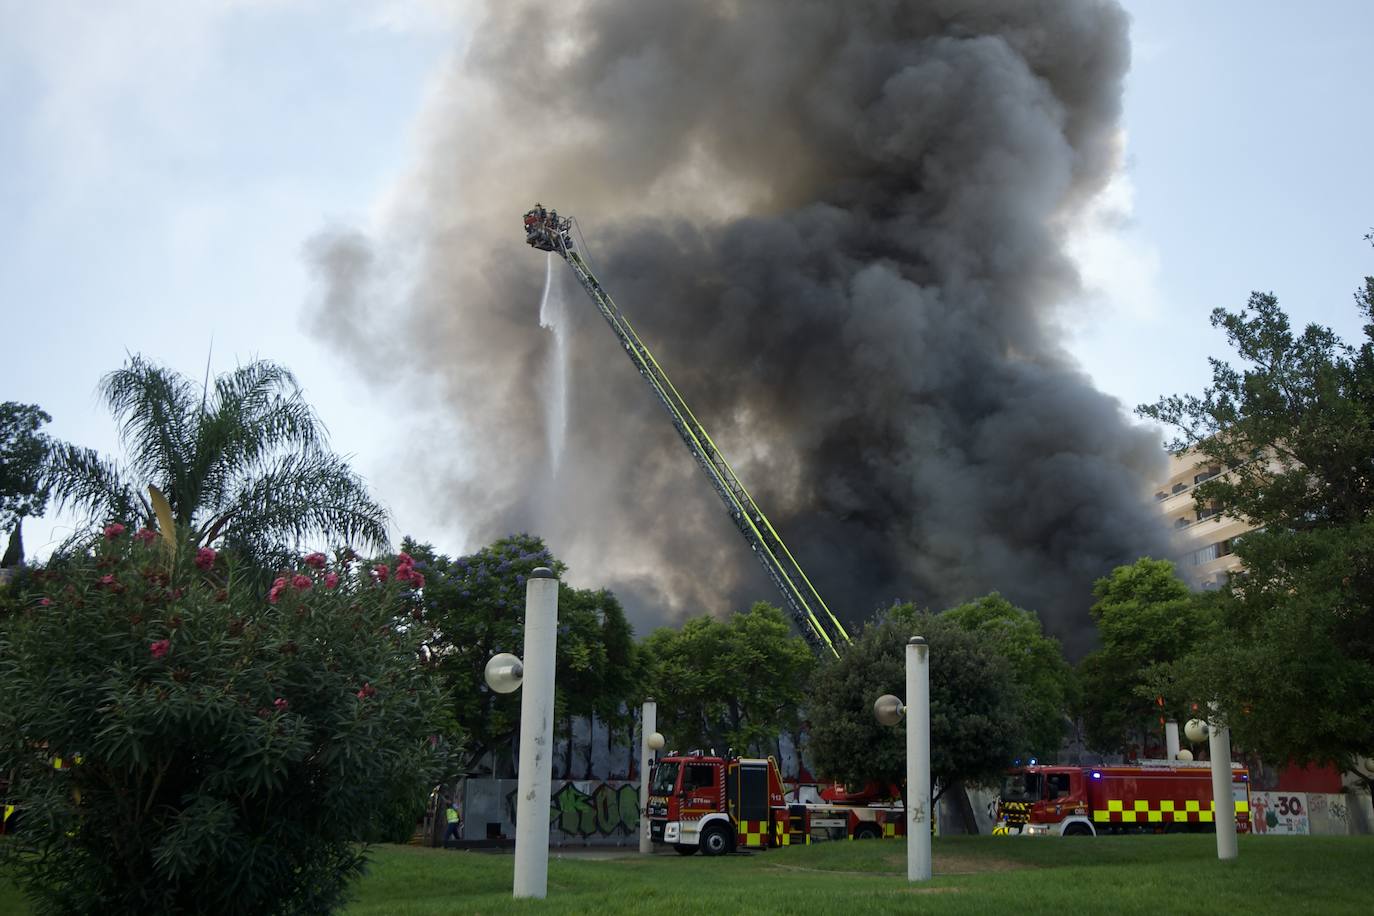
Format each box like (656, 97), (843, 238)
(191, 361), (325, 513)
(99, 356), (197, 521)
(70, 356), (386, 564)
(209, 452), (390, 553)
(44, 442), (142, 525)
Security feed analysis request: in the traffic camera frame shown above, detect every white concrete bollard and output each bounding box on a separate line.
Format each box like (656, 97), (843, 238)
(639, 698), (657, 855)
(1208, 705), (1238, 861)
(513, 568), (559, 898)
(907, 636), (931, 882)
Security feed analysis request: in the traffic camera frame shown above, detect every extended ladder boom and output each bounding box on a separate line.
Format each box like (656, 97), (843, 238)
(523, 205), (850, 655)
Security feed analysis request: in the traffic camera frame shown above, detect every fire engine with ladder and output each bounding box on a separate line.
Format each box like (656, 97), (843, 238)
(994, 760), (1252, 837)
(525, 205), (911, 853)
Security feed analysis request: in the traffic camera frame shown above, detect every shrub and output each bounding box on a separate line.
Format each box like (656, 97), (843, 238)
(0, 530), (453, 915)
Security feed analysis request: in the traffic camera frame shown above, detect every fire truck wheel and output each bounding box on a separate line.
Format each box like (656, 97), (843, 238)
(700, 823), (733, 857)
(673, 844), (698, 856)
(1063, 823), (1093, 837)
(852, 824), (881, 840)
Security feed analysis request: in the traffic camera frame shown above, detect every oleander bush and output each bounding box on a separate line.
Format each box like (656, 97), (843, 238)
(0, 526), (452, 915)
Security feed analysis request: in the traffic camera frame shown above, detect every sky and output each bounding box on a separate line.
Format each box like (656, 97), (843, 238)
(2, 0), (1371, 603)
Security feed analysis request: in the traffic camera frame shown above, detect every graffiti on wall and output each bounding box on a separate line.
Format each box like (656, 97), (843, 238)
(503, 780), (642, 838)
(552, 782), (641, 837)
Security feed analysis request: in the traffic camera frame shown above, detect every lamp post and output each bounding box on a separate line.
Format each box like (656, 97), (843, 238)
(1207, 705), (1238, 861)
(1183, 713), (1238, 860)
(483, 566), (560, 899)
(639, 698), (658, 854)
(873, 635), (931, 883)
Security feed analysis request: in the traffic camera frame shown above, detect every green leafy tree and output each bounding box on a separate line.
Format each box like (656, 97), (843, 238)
(555, 585), (641, 776)
(641, 603), (815, 757)
(805, 604), (1020, 803)
(0, 401), (53, 566)
(0, 527), (450, 915)
(1145, 525), (1374, 790)
(640, 615), (730, 752)
(1140, 241), (1374, 787)
(405, 535), (640, 775)
(1076, 559), (1219, 755)
(720, 603), (816, 757)
(45, 356), (388, 566)
(942, 593), (1072, 759)
(404, 535), (559, 774)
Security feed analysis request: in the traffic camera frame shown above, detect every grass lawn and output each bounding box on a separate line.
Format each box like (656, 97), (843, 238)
(3, 835), (1368, 914)
(346, 835), (1369, 915)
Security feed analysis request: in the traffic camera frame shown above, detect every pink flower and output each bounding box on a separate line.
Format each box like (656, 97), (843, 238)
(411, 572), (425, 590)
(98, 574), (117, 587)
(103, 523), (126, 540)
(39, 597), (52, 607)
(134, 528), (158, 545)
(274, 697), (289, 712)
(304, 552), (327, 570)
(373, 564), (390, 583)
(324, 571), (340, 590)
(291, 574), (312, 591)
(150, 639), (170, 659)
(194, 547), (217, 570)
(395, 552), (414, 569)
(356, 682), (376, 700)
(395, 565), (414, 584)
(268, 576), (287, 604)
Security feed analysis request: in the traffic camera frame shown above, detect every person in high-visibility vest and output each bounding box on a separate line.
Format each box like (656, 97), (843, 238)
(443, 800), (462, 843)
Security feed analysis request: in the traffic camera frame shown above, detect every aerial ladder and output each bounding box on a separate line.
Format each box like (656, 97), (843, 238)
(522, 205), (851, 656)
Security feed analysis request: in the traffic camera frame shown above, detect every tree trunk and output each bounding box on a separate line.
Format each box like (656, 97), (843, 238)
(947, 780), (980, 834)
(563, 713), (574, 779)
(584, 713), (596, 779)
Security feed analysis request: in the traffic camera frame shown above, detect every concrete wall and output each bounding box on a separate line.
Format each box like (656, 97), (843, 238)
(1249, 791), (1374, 836)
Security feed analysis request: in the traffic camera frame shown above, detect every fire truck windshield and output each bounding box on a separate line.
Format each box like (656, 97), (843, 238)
(1001, 772), (1043, 803)
(650, 761), (680, 795)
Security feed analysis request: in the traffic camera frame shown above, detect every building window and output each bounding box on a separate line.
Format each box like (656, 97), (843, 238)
(1189, 539), (1235, 567)
(1194, 466), (1222, 485)
(1154, 491), (1168, 501)
(1174, 517), (1192, 529)
(1197, 502), (1220, 521)
(1191, 544), (1219, 565)
(1172, 482), (1188, 494)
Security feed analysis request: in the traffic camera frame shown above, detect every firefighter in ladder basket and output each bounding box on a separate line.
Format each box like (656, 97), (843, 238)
(523, 204), (572, 252)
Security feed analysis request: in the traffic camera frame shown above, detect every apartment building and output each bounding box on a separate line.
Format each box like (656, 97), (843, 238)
(1153, 450), (1253, 588)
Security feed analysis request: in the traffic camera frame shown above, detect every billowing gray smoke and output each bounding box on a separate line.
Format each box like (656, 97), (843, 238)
(309, 0), (1169, 655)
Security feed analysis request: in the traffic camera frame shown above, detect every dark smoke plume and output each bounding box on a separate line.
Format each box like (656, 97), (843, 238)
(309, 0), (1169, 655)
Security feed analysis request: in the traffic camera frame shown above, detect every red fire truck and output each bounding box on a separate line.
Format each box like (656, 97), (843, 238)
(994, 761), (1251, 837)
(646, 751), (906, 854)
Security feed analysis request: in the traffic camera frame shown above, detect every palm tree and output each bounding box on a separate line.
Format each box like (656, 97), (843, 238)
(46, 356), (389, 563)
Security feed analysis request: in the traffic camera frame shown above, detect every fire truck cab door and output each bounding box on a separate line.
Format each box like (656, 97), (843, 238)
(682, 763), (720, 818)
